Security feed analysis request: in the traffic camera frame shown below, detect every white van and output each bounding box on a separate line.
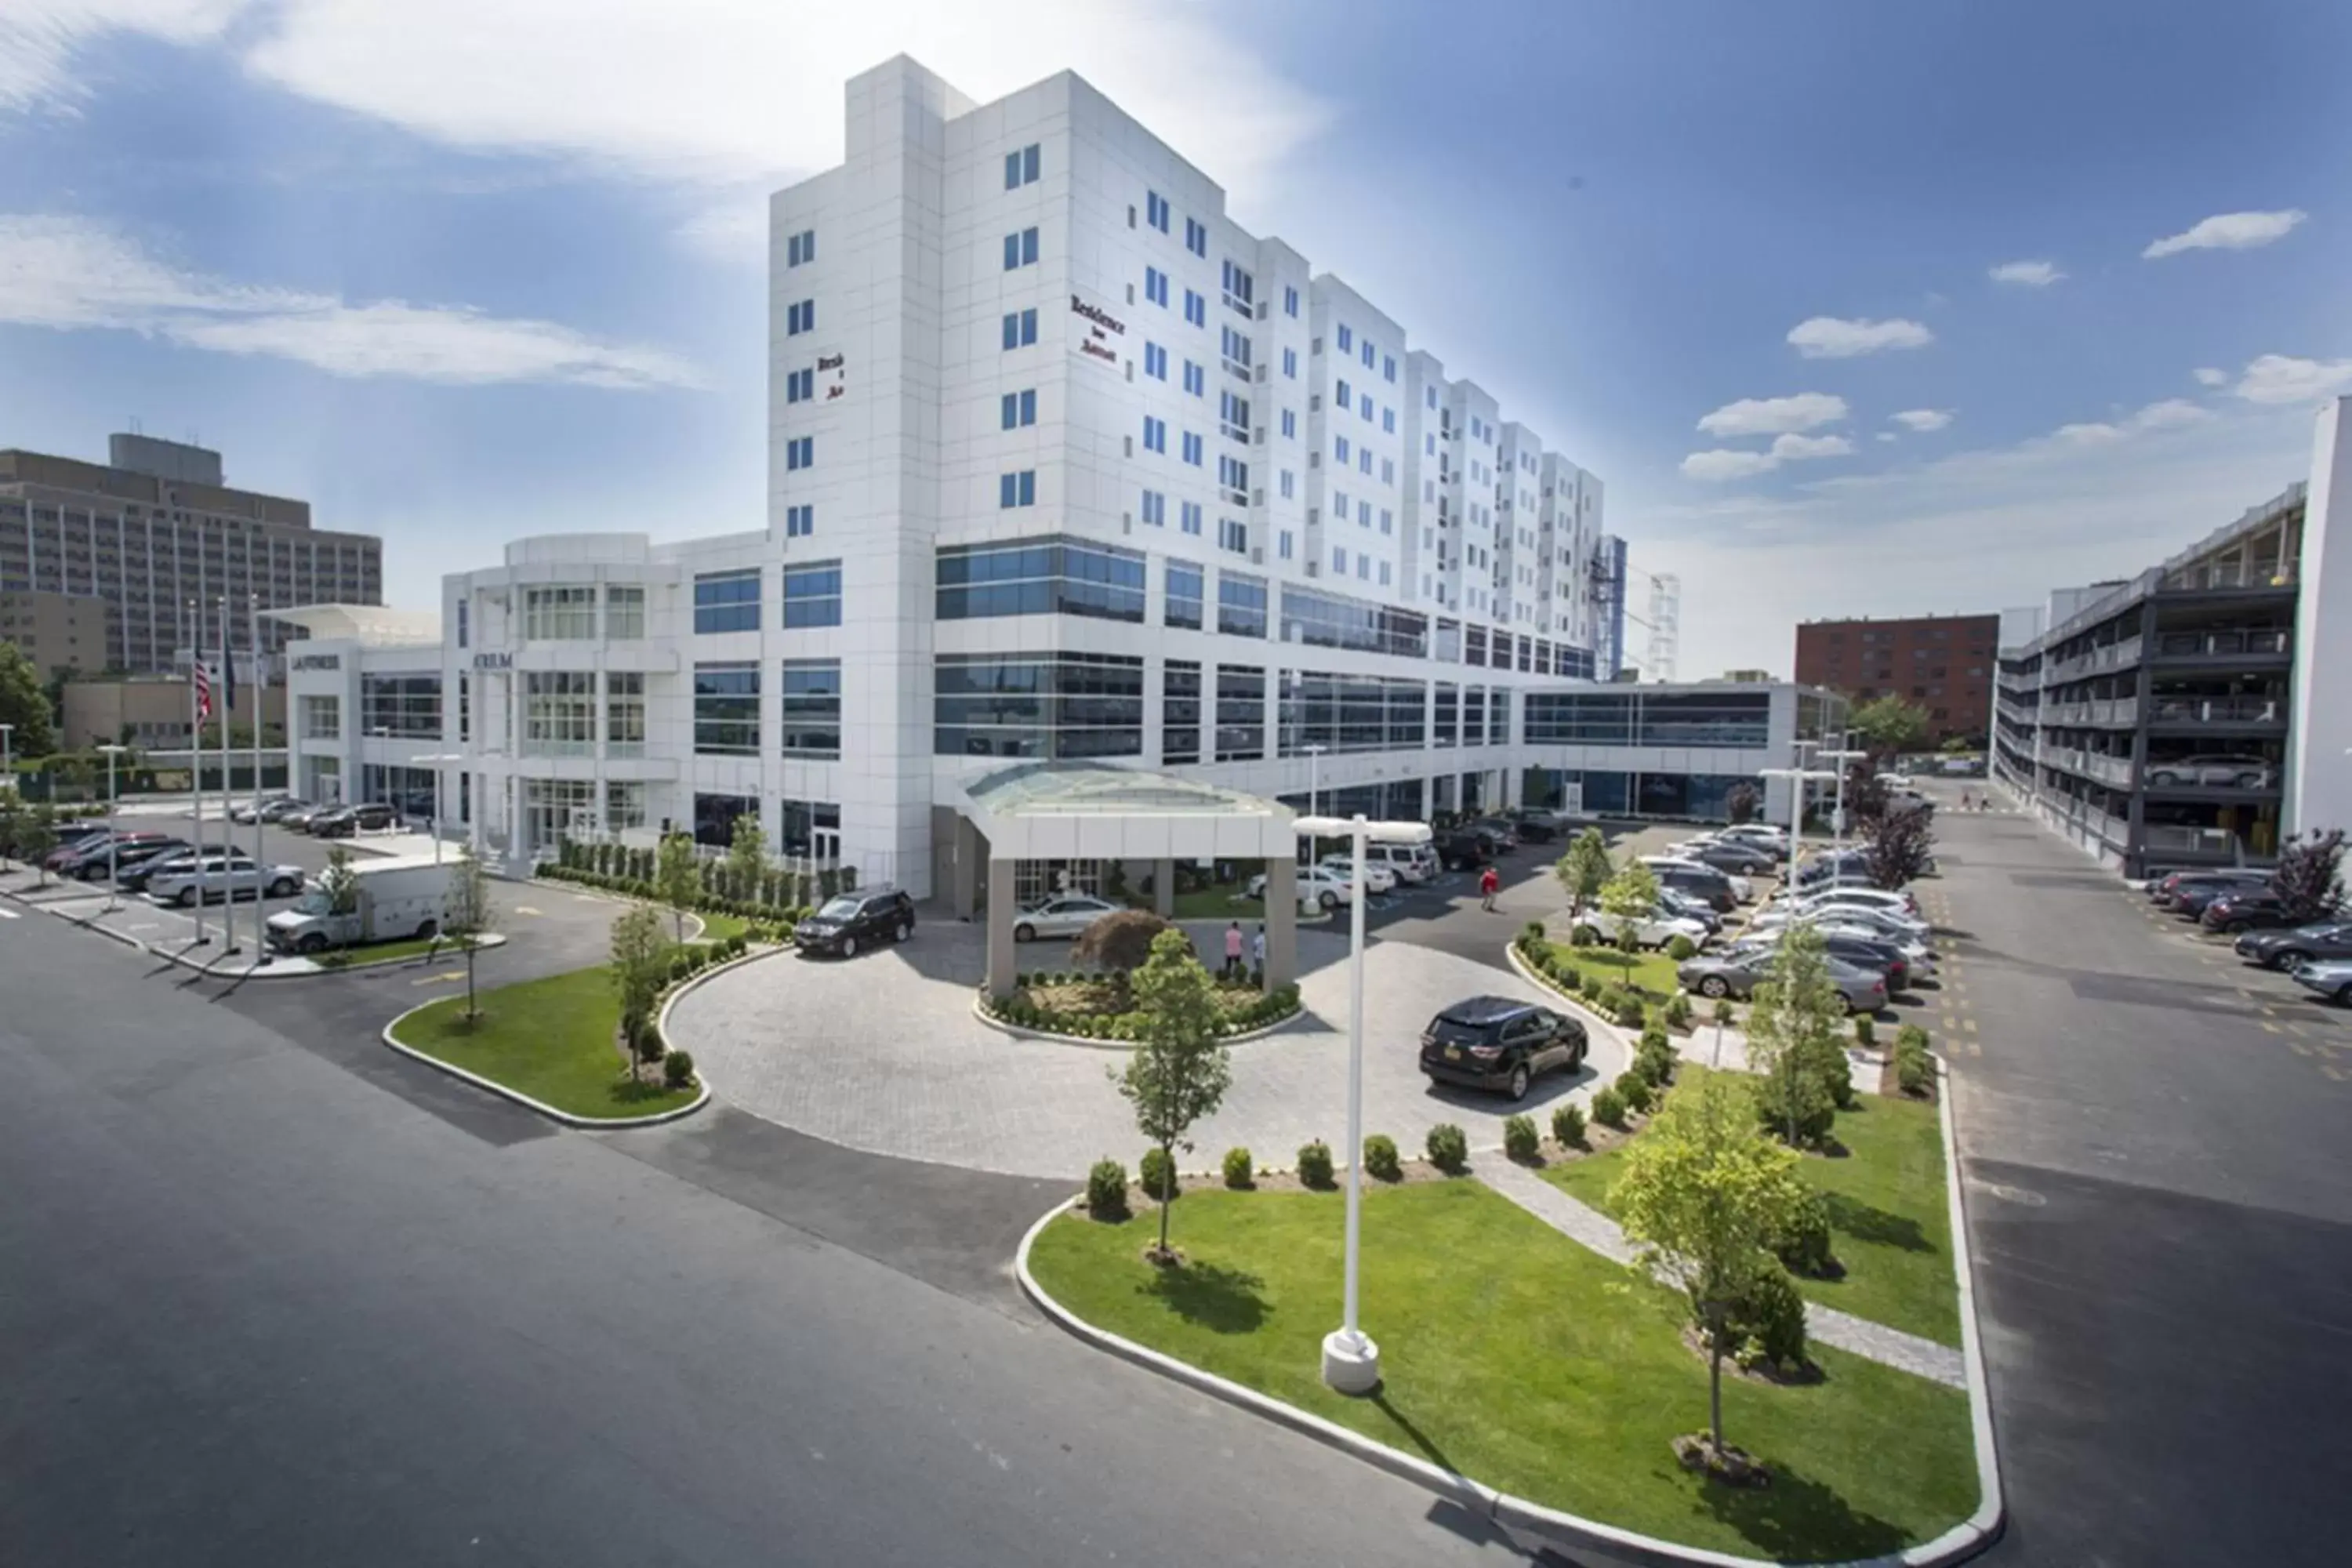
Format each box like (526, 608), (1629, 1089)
(1367, 840), (1439, 884)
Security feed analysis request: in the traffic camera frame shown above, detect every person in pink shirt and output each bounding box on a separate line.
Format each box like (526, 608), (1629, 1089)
(1223, 920), (1245, 981)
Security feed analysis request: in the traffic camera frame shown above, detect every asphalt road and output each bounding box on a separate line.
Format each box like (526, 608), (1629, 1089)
(1926, 788), (2352, 1567)
(0, 909), (1541, 1568)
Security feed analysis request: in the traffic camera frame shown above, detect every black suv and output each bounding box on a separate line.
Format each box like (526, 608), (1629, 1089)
(313, 802), (400, 839)
(1432, 831), (1492, 871)
(794, 885), (916, 957)
(1419, 996), (1587, 1101)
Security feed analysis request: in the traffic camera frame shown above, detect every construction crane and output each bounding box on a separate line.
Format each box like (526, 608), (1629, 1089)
(1583, 547), (1679, 681)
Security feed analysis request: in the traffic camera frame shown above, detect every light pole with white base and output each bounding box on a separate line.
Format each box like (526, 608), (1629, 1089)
(1760, 750), (1844, 895)
(1293, 810), (1432, 1396)
(1820, 737), (1870, 851)
(96, 744), (129, 912)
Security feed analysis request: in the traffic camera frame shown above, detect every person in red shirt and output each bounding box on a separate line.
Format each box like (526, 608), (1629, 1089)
(1479, 864), (1501, 912)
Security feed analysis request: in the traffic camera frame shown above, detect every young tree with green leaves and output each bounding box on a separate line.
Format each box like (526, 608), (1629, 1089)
(655, 831), (700, 944)
(1555, 826), (1613, 921)
(608, 903), (670, 1081)
(0, 641), (56, 759)
(15, 804), (56, 886)
(1743, 920), (1849, 1146)
(1112, 927), (1235, 1264)
(1613, 1069), (1806, 1474)
(1599, 855), (1661, 960)
(726, 811), (768, 905)
(320, 844), (361, 956)
(1847, 695), (1930, 760)
(442, 841), (495, 1024)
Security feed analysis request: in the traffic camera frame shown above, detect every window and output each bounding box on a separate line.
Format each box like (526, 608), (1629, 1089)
(693, 662), (760, 756)
(1379, 561), (1392, 586)
(779, 659), (841, 757)
(606, 670), (644, 755)
(1337, 324), (1353, 354)
(1184, 290), (1207, 327)
(1003, 227), (1039, 270)
(1336, 435), (1352, 465)
(523, 585), (597, 640)
(1280, 583), (1428, 658)
(1356, 554), (1370, 579)
(1332, 545), (1347, 573)
(782, 561), (842, 628)
(604, 585), (644, 640)
(786, 503), (815, 539)
(1280, 408), (1296, 438)
(1145, 267), (1169, 306)
(606, 780), (647, 831)
(1142, 416), (1167, 453)
(1279, 470), (1294, 499)
(694, 568), (761, 633)
(1218, 572), (1268, 637)
(1181, 431), (1203, 466)
(1427, 386), (1438, 409)
(786, 229), (815, 267)
(934, 652), (1145, 759)
(1183, 361), (1204, 396)
(1383, 354), (1396, 383)
(1163, 660), (1202, 764)
(786, 367), (814, 403)
(1359, 449), (1373, 476)
(1165, 561), (1204, 629)
(1362, 341), (1375, 369)
(1218, 389), (1250, 441)
(1382, 408), (1395, 434)
(1140, 488), (1167, 527)
(1278, 670), (1426, 757)
(1338, 377), (1352, 408)
(1004, 143), (1040, 188)
(1220, 260), (1254, 313)
(1283, 285), (1300, 318)
(1185, 216), (1207, 256)
(1380, 508), (1392, 535)
(1001, 389), (1037, 429)
(1219, 517), (1248, 554)
(1180, 500), (1203, 535)
(786, 436), (813, 470)
(1216, 664), (1266, 760)
(1279, 530), (1294, 559)
(361, 673), (442, 739)
(1144, 341), (1167, 379)
(1282, 347), (1298, 379)
(935, 536), (1146, 623)
(786, 299), (815, 336)
(998, 470), (1037, 509)
(1002, 308), (1038, 348)
(1219, 324), (1252, 373)
(1463, 687), (1486, 746)
(523, 671), (596, 755)
(1146, 191), (1171, 232)
(1359, 394), (1373, 420)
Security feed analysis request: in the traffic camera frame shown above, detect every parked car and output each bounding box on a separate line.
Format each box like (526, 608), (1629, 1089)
(310, 802), (401, 839)
(2154, 869), (2270, 910)
(1642, 858), (1744, 911)
(2176, 880), (2270, 919)
(147, 858), (307, 906)
(1678, 949), (1889, 1014)
(1246, 863), (1355, 909)
(229, 793), (296, 825)
(2289, 958), (2352, 1007)
(2235, 920), (2352, 971)
(2145, 753), (2276, 789)
(260, 797), (314, 823)
(1432, 831), (1492, 871)
(1568, 903), (1711, 951)
(1467, 821), (1519, 855)
(1770, 884), (1922, 920)
(1674, 837), (1780, 876)
(1009, 893), (1125, 942)
(1367, 840), (1438, 884)
(2202, 889), (2297, 935)
(1717, 823), (1789, 852)
(1498, 811), (1560, 844)
(1418, 996), (1588, 1101)
(793, 885), (916, 957)
(1656, 887), (1725, 935)
(1729, 931), (1918, 992)
(2147, 868), (2260, 903)
(114, 843), (243, 892)
(57, 832), (183, 879)
(279, 803), (333, 832)
(1318, 855), (1398, 895)
(1753, 896), (1929, 942)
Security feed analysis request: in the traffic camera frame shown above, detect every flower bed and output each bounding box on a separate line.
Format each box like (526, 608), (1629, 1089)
(982, 968), (1301, 1040)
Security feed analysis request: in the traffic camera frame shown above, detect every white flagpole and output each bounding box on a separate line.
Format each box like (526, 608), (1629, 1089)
(187, 599), (208, 946)
(218, 596), (237, 956)
(250, 596), (265, 962)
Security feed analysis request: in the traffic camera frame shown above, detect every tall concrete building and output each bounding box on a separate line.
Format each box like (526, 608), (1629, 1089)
(0, 589), (116, 678)
(1793, 612), (2001, 746)
(0, 433), (383, 674)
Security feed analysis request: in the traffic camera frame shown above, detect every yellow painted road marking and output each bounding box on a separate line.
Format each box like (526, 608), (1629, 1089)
(2291, 1040), (2314, 1056)
(2324, 1064), (2346, 1082)
(413, 969), (463, 985)
(2260, 1021), (2281, 1035)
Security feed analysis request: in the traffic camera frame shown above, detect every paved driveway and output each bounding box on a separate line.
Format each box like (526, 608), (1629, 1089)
(670, 920), (1628, 1179)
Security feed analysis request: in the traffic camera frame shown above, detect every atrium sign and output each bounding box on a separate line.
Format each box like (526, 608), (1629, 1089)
(1069, 289), (1130, 376)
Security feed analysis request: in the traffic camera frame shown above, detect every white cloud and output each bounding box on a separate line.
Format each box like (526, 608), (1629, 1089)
(1875, 431), (1897, 443)
(1694, 392), (1847, 437)
(1890, 408), (1953, 433)
(1679, 431), (1853, 482)
(2049, 398), (2212, 446)
(2142, 209), (2307, 260)
(1786, 316), (1934, 358)
(1989, 259), (2063, 287)
(3, 2), (1327, 211)
(0, 213), (703, 388)
(1770, 433), (1853, 461)
(2230, 353), (2352, 406)
(2193, 367), (2230, 387)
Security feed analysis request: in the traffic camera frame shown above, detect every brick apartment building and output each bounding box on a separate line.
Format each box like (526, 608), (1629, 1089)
(1792, 612), (2000, 746)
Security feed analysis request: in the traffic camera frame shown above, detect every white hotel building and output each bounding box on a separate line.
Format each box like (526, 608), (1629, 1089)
(284, 59), (1841, 896)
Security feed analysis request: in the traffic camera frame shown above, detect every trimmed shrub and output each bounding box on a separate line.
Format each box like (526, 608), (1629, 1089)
(1853, 1014), (1876, 1047)
(662, 1050), (696, 1089)
(1425, 1122), (1469, 1173)
(1712, 998), (1737, 1029)
(1503, 1113), (1540, 1163)
(1138, 1146), (1178, 1203)
(1664, 991), (1694, 1029)
(1895, 1023), (1936, 1096)
(1823, 1044), (1857, 1110)
(1771, 1187), (1838, 1278)
(1614, 1069), (1654, 1116)
(1640, 1022), (1671, 1054)
(1568, 923), (1599, 948)
(1635, 1039), (1678, 1089)
(1665, 934), (1697, 962)
(1596, 982), (1629, 1019)
(1591, 1084), (1628, 1128)
(1522, 919), (1548, 947)
(1086, 1159), (1131, 1221)
(1613, 994), (1646, 1029)
(1296, 1139), (1335, 1189)
(1552, 1100), (1588, 1149)
(1221, 1146), (1254, 1189)
(1363, 1133), (1403, 1181)
(1726, 1260), (1809, 1374)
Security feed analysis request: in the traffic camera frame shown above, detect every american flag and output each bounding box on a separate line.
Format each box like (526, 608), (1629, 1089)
(192, 659), (213, 721)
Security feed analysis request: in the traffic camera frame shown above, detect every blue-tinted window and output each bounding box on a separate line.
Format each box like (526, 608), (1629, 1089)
(1362, 340), (1375, 369)
(1165, 561), (1203, 630)
(785, 504), (814, 539)
(1280, 408), (1296, 438)
(1144, 342), (1167, 379)
(786, 299), (815, 336)
(1181, 431), (1203, 466)
(1218, 572), (1267, 637)
(782, 561), (842, 628)
(1283, 285), (1299, 318)
(1142, 416), (1166, 453)
(1383, 354), (1396, 383)
(1184, 290), (1206, 327)
(1146, 191), (1171, 232)
(1183, 361), (1204, 396)
(1145, 267), (1169, 306)
(1337, 324), (1352, 354)
(1002, 308), (1038, 349)
(779, 659), (841, 757)
(1163, 659), (1202, 764)
(1219, 517), (1247, 554)
(786, 436), (812, 470)
(935, 652), (1145, 760)
(1004, 143), (1040, 189)
(935, 536), (1147, 623)
(1140, 489), (1166, 527)
(786, 230), (815, 267)
(693, 662), (760, 755)
(694, 569), (761, 634)
(1282, 347), (1298, 379)
(998, 470), (1037, 509)
(1003, 227), (1039, 270)
(1001, 389), (1036, 429)
(1279, 583), (1428, 658)
(786, 367), (813, 403)
(1185, 216), (1207, 256)
(1180, 500), (1203, 535)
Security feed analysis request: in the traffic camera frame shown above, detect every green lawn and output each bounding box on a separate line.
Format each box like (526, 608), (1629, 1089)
(1544, 1071), (1958, 1346)
(693, 910), (753, 942)
(388, 967), (696, 1120)
(1537, 939), (1685, 1003)
(1029, 1182), (1974, 1560)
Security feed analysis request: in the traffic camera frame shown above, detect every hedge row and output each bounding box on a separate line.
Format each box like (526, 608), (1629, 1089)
(539, 862), (808, 931)
(985, 982), (1302, 1041)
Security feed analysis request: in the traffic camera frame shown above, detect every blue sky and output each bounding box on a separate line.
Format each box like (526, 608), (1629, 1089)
(3, 0), (2347, 678)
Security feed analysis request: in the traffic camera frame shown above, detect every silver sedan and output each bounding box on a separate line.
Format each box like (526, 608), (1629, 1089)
(1010, 894), (1126, 942)
(1677, 949), (1889, 1014)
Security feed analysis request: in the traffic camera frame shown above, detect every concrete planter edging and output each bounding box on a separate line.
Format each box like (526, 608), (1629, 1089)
(1503, 940), (1645, 1062)
(968, 993), (1305, 1050)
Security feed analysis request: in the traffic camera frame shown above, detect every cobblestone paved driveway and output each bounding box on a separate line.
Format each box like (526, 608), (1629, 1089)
(670, 921), (1629, 1179)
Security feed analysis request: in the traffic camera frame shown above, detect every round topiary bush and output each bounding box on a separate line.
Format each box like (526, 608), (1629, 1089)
(1086, 1159), (1130, 1221)
(1221, 1146), (1254, 1189)
(1615, 1069), (1654, 1116)
(1726, 1261), (1809, 1374)
(1570, 924), (1599, 947)
(1503, 1113), (1539, 1163)
(1772, 1187), (1838, 1278)
(1425, 1122), (1469, 1173)
(1522, 919), (1548, 947)
(1665, 934), (1697, 961)
(1363, 1133), (1403, 1181)
(1552, 1100), (1588, 1149)
(1853, 1014), (1876, 1047)
(1592, 1084), (1628, 1128)
(1636, 1040), (1678, 1088)
(1664, 991), (1694, 1029)
(1614, 995), (1647, 1029)
(1138, 1146), (1178, 1203)
(662, 1049), (695, 1089)
(1296, 1139), (1335, 1189)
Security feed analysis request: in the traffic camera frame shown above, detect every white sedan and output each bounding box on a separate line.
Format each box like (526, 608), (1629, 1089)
(1569, 906), (1712, 951)
(146, 858), (309, 906)
(1245, 864), (1356, 909)
(1316, 855), (1396, 895)
(1010, 894), (1125, 942)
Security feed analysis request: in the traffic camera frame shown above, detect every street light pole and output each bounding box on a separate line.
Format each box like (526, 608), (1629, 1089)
(1303, 743), (1327, 862)
(1820, 735), (1870, 853)
(98, 744), (128, 912)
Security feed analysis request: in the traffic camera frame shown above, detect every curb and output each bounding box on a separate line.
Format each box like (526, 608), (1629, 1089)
(374, 946), (781, 1131)
(1502, 940), (1645, 1063)
(1930, 1052), (2008, 1560)
(303, 933), (511, 976)
(968, 993), (1305, 1049)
